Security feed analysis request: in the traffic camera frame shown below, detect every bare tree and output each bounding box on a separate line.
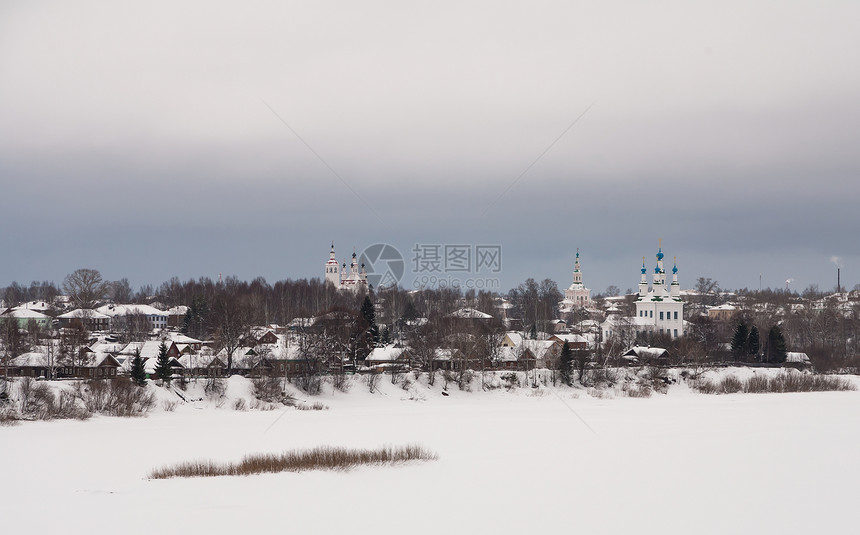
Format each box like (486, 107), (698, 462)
(108, 278), (134, 303)
(63, 269), (109, 309)
(211, 293), (251, 375)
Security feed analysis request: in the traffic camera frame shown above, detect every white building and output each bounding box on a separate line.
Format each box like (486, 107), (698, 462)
(324, 243), (368, 292)
(562, 249), (591, 308)
(633, 243), (684, 339)
(96, 304), (169, 331)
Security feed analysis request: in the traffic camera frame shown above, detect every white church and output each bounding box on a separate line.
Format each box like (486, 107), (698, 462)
(324, 243), (368, 292)
(633, 242), (684, 338)
(561, 249), (592, 309)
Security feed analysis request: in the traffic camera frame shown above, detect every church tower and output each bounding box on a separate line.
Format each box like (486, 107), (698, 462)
(324, 243), (340, 286)
(563, 248), (592, 307)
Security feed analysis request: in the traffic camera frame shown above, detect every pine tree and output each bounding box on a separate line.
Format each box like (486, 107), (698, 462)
(154, 341), (172, 383)
(559, 341), (573, 386)
(399, 300), (419, 328)
(529, 323), (538, 340)
(747, 326), (761, 358)
(730, 320), (749, 359)
(766, 325), (787, 363)
(360, 296), (380, 345)
(130, 350), (147, 386)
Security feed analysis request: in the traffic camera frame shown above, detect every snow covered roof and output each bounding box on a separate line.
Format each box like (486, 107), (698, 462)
(785, 352), (811, 364)
(449, 308), (493, 319)
(119, 340), (165, 359)
(177, 353), (224, 368)
(80, 352), (120, 367)
(622, 346), (668, 360)
(498, 346), (534, 362)
(2, 308), (50, 319)
(15, 301), (52, 311)
(266, 344), (303, 360)
(432, 348), (457, 361)
(288, 317), (317, 328)
(367, 345), (407, 362)
(521, 340), (557, 359)
(57, 308), (110, 319)
(503, 332), (524, 346)
(10, 352), (50, 367)
(215, 346), (258, 361)
(166, 305), (189, 316)
(166, 332), (202, 345)
(96, 304), (167, 317)
(552, 334), (588, 345)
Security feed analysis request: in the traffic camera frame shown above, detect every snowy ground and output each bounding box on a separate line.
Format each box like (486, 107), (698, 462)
(2, 372), (859, 534)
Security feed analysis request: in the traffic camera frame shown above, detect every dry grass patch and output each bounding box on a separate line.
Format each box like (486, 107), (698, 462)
(692, 372), (856, 394)
(148, 444), (438, 480)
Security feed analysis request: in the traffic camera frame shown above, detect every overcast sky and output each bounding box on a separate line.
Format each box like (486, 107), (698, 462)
(2, 0), (859, 296)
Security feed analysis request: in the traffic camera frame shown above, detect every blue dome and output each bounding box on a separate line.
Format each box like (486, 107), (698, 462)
(655, 266), (660, 274)
(672, 265), (678, 274)
(656, 248), (664, 261)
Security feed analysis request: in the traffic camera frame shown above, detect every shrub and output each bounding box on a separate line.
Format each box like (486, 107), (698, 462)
(205, 378), (225, 398)
(400, 377), (413, 391)
(249, 399), (277, 411)
(78, 378), (155, 417)
(232, 398), (247, 411)
(365, 371), (381, 393)
(330, 372), (351, 393)
(17, 380), (90, 421)
(251, 376), (284, 403)
(148, 444), (438, 479)
(0, 407), (19, 426)
(500, 373), (520, 390)
(720, 375), (743, 394)
(623, 384), (652, 398)
(296, 402), (329, 411)
(457, 370), (474, 391)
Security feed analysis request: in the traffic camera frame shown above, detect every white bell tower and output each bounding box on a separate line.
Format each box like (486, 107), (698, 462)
(324, 243), (340, 286)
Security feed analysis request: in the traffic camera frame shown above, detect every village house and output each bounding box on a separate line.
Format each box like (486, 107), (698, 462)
(57, 309), (110, 332)
(0, 308), (52, 330)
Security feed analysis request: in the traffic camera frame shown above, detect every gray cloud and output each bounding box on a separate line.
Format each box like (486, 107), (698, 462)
(2, 1), (859, 294)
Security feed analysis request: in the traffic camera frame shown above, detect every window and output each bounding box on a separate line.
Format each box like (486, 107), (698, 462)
(674, 311), (678, 320)
(674, 329), (678, 337)
(650, 310), (653, 318)
(659, 312), (664, 320)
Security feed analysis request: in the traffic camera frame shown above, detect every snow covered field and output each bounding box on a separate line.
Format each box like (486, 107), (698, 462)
(3, 373), (859, 535)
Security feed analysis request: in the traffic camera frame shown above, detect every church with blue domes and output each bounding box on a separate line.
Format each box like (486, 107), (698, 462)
(633, 241), (684, 338)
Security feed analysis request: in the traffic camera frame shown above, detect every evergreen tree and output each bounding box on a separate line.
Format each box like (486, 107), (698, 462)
(182, 296), (209, 340)
(130, 349), (147, 386)
(730, 320), (749, 359)
(529, 323), (538, 340)
(747, 325), (761, 358)
(398, 300), (419, 328)
(380, 325), (391, 345)
(154, 341), (172, 383)
(766, 325), (787, 363)
(360, 296), (380, 345)
(559, 341), (573, 386)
